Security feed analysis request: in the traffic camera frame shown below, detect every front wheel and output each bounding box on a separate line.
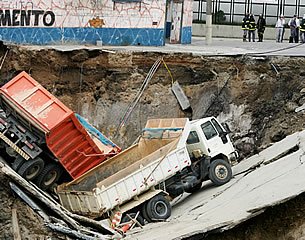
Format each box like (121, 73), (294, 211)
(209, 159), (232, 186)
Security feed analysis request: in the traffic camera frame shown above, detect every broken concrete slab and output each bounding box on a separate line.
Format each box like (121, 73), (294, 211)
(233, 130), (302, 175)
(171, 81), (191, 110)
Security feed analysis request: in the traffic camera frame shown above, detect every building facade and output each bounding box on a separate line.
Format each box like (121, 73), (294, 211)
(0, 0), (193, 46)
(194, 0), (305, 25)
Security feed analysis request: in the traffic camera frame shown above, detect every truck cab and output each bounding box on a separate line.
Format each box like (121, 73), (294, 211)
(186, 117), (238, 164)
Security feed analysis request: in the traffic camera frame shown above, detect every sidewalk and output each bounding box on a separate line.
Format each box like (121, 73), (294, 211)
(23, 36), (305, 56)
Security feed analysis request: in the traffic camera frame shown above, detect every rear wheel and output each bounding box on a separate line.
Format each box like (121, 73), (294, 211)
(141, 202), (152, 223)
(209, 159), (232, 186)
(35, 163), (63, 190)
(17, 158), (44, 181)
(12, 156), (26, 171)
(145, 195), (171, 221)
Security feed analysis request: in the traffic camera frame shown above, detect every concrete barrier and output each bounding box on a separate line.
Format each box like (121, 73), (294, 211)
(193, 23), (290, 41)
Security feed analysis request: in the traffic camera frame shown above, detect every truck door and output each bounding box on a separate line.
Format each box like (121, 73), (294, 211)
(200, 120), (235, 158)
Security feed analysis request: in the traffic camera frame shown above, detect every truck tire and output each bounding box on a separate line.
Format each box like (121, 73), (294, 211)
(146, 195), (171, 221)
(35, 163), (63, 190)
(141, 202), (152, 223)
(185, 182), (202, 194)
(12, 156), (26, 171)
(209, 159), (232, 186)
(17, 158), (44, 181)
(121, 212), (145, 227)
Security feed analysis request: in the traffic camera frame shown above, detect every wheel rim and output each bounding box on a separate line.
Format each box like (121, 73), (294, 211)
(215, 164), (228, 180)
(25, 165), (41, 179)
(44, 170), (58, 186)
(154, 201), (168, 217)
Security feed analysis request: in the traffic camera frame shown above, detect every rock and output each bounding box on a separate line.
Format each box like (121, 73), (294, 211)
(300, 88), (305, 94)
(70, 50), (89, 62)
(285, 102), (298, 113)
(280, 122), (288, 129)
(298, 96), (305, 106)
(235, 137), (256, 158)
(270, 130), (287, 142)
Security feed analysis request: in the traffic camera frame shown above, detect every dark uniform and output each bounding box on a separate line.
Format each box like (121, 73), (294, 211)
(242, 13), (250, 42)
(300, 17), (305, 43)
(257, 15), (266, 42)
(248, 15), (256, 42)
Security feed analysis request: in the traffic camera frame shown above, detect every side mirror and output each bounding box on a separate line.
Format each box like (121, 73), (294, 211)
(219, 131), (228, 144)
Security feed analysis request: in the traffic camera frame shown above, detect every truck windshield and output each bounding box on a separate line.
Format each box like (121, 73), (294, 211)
(201, 121), (218, 140)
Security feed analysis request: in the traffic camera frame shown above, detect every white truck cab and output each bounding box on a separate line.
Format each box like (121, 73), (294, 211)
(187, 117), (238, 164)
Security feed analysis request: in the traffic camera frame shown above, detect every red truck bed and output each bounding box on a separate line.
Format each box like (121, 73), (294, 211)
(0, 71), (120, 179)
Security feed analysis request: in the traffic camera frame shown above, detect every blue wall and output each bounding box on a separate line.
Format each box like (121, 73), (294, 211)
(181, 26), (192, 44)
(0, 27), (166, 46)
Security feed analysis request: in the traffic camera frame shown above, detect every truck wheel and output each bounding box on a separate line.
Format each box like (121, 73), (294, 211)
(141, 202), (152, 223)
(185, 182), (202, 194)
(12, 156), (26, 171)
(209, 159), (232, 186)
(17, 158), (44, 181)
(146, 195), (171, 221)
(35, 163), (63, 190)
(121, 212), (145, 227)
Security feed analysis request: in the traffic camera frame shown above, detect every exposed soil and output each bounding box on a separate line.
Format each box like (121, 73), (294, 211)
(1, 45), (305, 239)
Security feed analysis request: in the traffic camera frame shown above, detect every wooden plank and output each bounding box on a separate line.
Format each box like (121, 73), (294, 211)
(11, 208), (21, 240)
(0, 158), (115, 236)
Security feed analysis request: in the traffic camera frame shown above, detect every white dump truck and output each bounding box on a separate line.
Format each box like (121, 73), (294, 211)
(57, 117), (238, 225)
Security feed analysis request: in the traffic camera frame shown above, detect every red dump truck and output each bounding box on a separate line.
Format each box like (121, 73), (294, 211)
(0, 71), (120, 190)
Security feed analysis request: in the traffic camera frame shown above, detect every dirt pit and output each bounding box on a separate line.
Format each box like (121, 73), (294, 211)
(1, 45), (305, 239)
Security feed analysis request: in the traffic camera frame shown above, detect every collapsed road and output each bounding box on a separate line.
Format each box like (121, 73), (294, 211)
(1, 42), (305, 239)
(126, 130), (305, 239)
(1, 125), (305, 239)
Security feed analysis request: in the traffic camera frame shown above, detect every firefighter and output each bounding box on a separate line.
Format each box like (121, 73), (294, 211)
(248, 14), (256, 42)
(242, 13), (250, 42)
(300, 14), (305, 43)
(288, 15), (300, 43)
(257, 14), (266, 42)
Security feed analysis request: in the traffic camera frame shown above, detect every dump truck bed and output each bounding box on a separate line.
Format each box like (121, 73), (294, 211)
(57, 118), (192, 217)
(0, 72), (120, 179)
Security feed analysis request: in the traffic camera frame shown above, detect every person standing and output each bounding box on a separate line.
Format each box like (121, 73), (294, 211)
(288, 15), (299, 43)
(275, 15), (285, 42)
(257, 14), (266, 42)
(242, 13), (250, 42)
(248, 14), (256, 42)
(300, 14), (305, 43)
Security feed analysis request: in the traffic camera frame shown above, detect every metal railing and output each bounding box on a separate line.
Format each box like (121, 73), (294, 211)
(193, 0), (305, 25)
